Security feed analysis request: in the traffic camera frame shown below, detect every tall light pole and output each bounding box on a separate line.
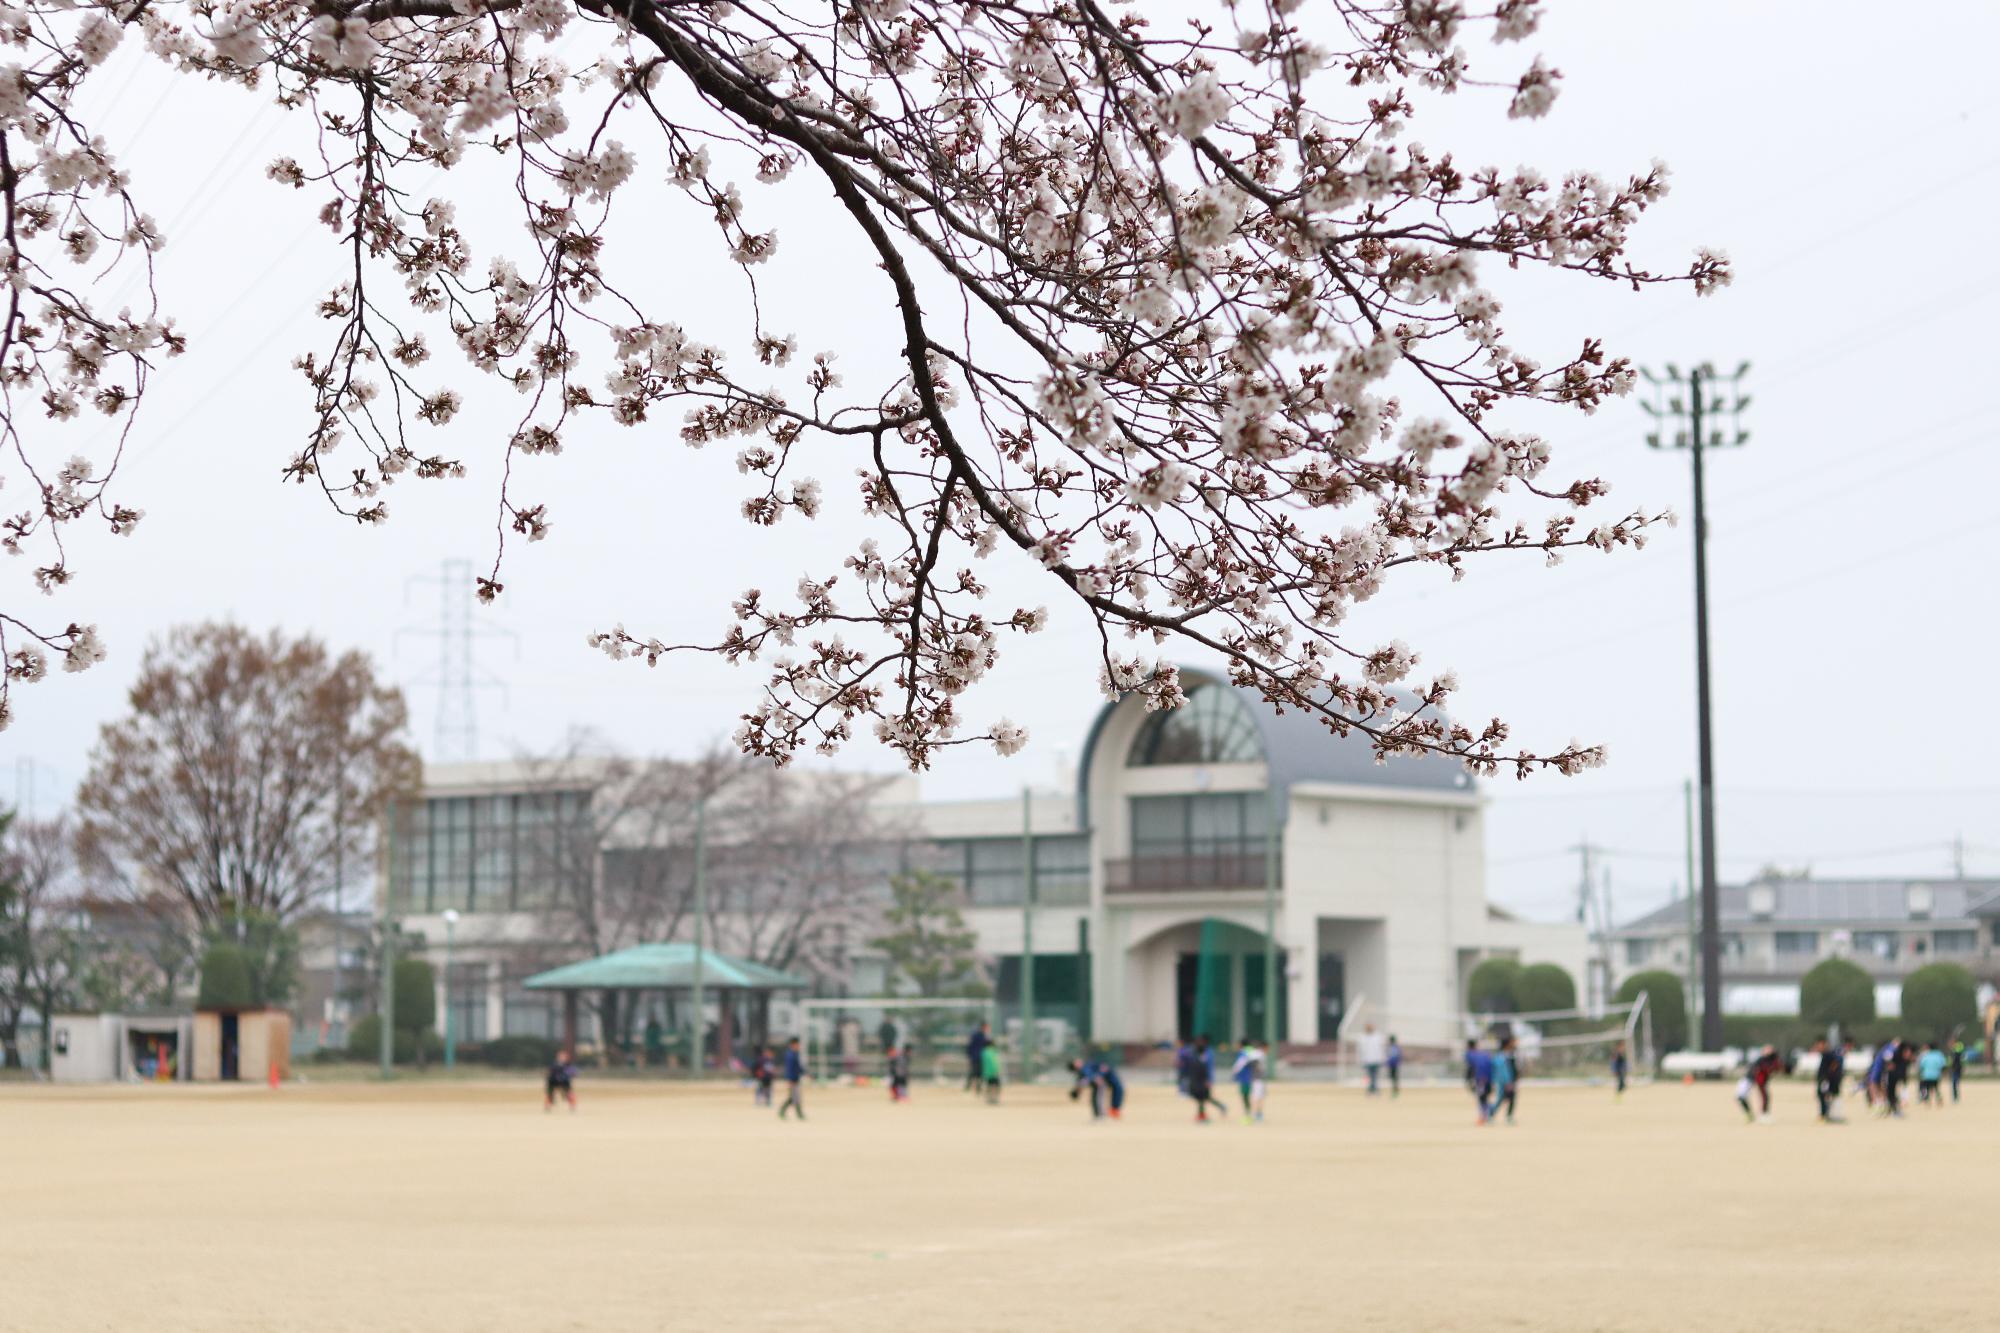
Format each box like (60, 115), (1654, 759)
(379, 797), (398, 1081)
(1641, 362), (1749, 1051)
(1019, 786), (1036, 1084)
(441, 908), (459, 1070)
(688, 796), (707, 1076)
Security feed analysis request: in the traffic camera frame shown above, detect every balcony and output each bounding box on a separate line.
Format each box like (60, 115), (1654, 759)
(1105, 851), (1274, 895)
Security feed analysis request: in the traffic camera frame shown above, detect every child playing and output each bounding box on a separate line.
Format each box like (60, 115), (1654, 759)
(1232, 1036), (1267, 1123)
(1489, 1037), (1518, 1125)
(981, 1037), (1003, 1104)
(1385, 1034), (1402, 1098)
(1917, 1041), (1946, 1107)
(1611, 1039), (1629, 1097)
(779, 1036), (807, 1121)
(1186, 1036), (1229, 1123)
(887, 1044), (911, 1103)
(544, 1049), (577, 1113)
(752, 1045), (775, 1107)
(1464, 1038), (1493, 1125)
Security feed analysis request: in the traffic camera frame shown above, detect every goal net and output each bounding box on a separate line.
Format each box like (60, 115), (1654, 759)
(1336, 993), (1654, 1082)
(798, 998), (1001, 1084)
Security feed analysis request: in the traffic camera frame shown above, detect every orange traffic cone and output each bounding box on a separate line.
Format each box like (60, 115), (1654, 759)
(1682, 1071), (1694, 1086)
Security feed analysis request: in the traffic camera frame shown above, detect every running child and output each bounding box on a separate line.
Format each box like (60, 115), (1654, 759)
(1814, 1037), (1845, 1123)
(1386, 1034), (1403, 1098)
(544, 1048), (577, 1113)
(1949, 1036), (1966, 1103)
(1186, 1036), (1229, 1123)
(1736, 1045), (1778, 1123)
(1232, 1036), (1267, 1123)
(1463, 1038), (1493, 1125)
(1611, 1040), (1629, 1097)
(779, 1036), (807, 1121)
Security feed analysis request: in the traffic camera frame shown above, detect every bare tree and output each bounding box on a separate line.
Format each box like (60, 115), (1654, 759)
(2, 2), (1724, 778)
(0, 811), (84, 1069)
(75, 623), (421, 927)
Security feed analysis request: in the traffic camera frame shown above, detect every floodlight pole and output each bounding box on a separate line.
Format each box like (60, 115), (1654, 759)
(689, 796), (707, 1077)
(1642, 362), (1749, 1052)
(1020, 786), (1036, 1085)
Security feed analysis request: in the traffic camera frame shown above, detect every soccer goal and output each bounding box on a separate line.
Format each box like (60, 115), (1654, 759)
(1340, 990), (1653, 1081)
(798, 997), (1000, 1084)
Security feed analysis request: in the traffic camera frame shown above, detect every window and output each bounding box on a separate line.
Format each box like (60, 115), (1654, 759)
(1126, 683), (1264, 766)
(1852, 930), (1898, 959)
(1129, 793), (1269, 859)
(1774, 931), (1819, 957)
(1718, 933), (1745, 960)
(1625, 938), (1652, 966)
(1935, 930), (1977, 955)
(390, 788), (591, 916)
(917, 834), (1092, 908)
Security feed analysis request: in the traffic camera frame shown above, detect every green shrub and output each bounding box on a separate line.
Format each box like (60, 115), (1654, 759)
(1614, 970), (1688, 1052)
(1466, 957), (1523, 1013)
(1720, 1015), (1820, 1052)
(1516, 963), (1577, 1014)
(1900, 963), (1977, 1041)
(480, 1035), (559, 1069)
(343, 1014), (444, 1065)
(391, 958), (436, 1035)
(196, 945), (256, 1010)
(1799, 958), (1875, 1033)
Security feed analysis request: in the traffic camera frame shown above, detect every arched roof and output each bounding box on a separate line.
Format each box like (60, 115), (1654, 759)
(1075, 669), (1474, 825)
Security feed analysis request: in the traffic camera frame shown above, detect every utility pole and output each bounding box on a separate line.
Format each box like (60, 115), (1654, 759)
(1952, 834), (1965, 879)
(331, 782), (345, 1050)
(689, 796), (707, 1076)
(1641, 362), (1750, 1052)
(1020, 787), (1036, 1084)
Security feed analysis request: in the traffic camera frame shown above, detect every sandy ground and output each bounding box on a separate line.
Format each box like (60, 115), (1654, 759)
(0, 1075), (1988, 1331)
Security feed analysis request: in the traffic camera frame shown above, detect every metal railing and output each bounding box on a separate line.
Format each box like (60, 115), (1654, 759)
(1104, 850), (1273, 894)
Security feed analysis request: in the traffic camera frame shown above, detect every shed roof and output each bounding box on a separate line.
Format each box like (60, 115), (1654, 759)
(523, 943), (810, 991)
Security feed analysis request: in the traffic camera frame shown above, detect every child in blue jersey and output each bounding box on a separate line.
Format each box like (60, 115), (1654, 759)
(1489, 1037), (1518, 1125)
(1611, 1040), (1629, 1097)
(1385, 1035), (1403, 1098)
(1464, 1039), (1493, 1125)
(1068, 1053), (1126, 1120)
(1917, 1042), (1947, 1106)
(544, 1049), (577, 1112)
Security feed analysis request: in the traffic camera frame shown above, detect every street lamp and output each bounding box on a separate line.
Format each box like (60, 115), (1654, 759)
(441, 908), (459, 1071)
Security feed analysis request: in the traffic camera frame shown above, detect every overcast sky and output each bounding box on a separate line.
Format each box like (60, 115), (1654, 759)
(6, 3), (1998, 925)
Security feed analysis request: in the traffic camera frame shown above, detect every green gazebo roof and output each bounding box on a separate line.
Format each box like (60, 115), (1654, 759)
(522, 942), (810, 992)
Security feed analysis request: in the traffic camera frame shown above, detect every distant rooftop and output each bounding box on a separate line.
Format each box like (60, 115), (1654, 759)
(1618, 876), (2000, 932)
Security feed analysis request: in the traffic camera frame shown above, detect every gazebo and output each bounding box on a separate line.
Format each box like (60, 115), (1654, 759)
(523, 943), (810, 1071)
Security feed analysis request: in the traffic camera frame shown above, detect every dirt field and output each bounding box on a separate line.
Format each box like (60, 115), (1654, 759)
(0, 1075), (1987, 1331)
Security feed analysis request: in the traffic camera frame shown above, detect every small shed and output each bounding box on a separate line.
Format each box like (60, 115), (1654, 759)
(524, 943), (809, 1071)
(50, 1013), (195, 1083)
(192, 1009), (292, 1083)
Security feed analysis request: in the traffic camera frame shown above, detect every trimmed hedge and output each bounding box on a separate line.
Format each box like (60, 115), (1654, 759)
(478, 1035), (560, 1069)
(1516, 962), (1578, 1014)
(1466, 957), (1522, 1013)
(1799, 958), (1875, 1032)
(1614, 970), (1688, 1053)
(392, 958), (436, 1034)
(1901, 963), (1977, 1042)
(344, 1014), (444, 1066)
(196, 944), (256, 1010)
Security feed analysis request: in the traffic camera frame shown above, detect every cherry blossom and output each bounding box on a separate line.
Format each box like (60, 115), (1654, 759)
(0, 0), (1728, 777)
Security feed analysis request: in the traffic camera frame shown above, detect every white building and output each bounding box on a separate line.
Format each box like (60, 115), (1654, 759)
(383, 670), (1586, 1051)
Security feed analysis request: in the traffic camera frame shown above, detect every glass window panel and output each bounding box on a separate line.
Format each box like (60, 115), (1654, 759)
(1126, 683), (1265, 766)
